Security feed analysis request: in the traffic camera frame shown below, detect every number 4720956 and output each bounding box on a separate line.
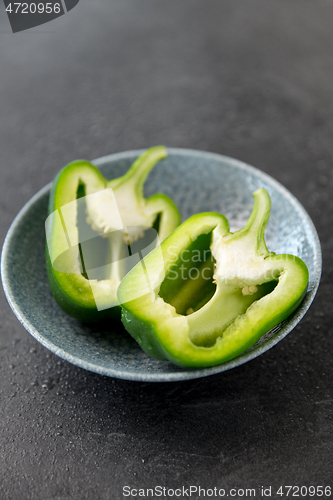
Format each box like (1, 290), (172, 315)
(5, 3), (61, 14)
(276, 485), (331, 497)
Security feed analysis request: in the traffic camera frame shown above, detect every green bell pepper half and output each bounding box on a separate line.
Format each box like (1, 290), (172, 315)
(118, 188), (309, 368)
(46, 146), (180, 322)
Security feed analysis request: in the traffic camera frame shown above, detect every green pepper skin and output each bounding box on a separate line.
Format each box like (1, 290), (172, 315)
(118, 189), (309, 368)
(46, 146), (180, 322)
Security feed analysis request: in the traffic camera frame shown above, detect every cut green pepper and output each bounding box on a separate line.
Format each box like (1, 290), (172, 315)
(118, 188), (309, 367)
(46, 146), (180, 321)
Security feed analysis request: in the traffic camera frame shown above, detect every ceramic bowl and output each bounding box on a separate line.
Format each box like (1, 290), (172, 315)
(1, 149), (321, 381)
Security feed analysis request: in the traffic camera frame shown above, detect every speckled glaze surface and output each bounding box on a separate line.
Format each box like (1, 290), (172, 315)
(1, 149), (322, 382)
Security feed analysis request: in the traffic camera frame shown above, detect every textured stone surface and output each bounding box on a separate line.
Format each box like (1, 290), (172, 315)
(0, 0), (332, 498)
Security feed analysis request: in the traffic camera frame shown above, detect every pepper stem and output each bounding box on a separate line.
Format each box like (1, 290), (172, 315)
(226, 187), (272, 257)
(109, 146), (168, 199)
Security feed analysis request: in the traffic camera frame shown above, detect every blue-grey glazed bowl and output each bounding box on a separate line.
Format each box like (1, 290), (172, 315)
(1, 149), (321, 382)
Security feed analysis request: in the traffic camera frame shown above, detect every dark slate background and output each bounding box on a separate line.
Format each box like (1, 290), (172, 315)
(0, 1), (332, 499)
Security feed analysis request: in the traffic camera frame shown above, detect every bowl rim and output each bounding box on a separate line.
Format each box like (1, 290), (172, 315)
(1, 148), (322, 382)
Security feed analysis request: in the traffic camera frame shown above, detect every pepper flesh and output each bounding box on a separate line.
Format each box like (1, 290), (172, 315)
(118, 188), (309, 367)
(46, 146), (180, 321)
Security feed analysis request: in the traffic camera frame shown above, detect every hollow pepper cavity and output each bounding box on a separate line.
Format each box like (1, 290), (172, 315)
(46, 146), (180, 321)
(118, 188), (309, 367)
